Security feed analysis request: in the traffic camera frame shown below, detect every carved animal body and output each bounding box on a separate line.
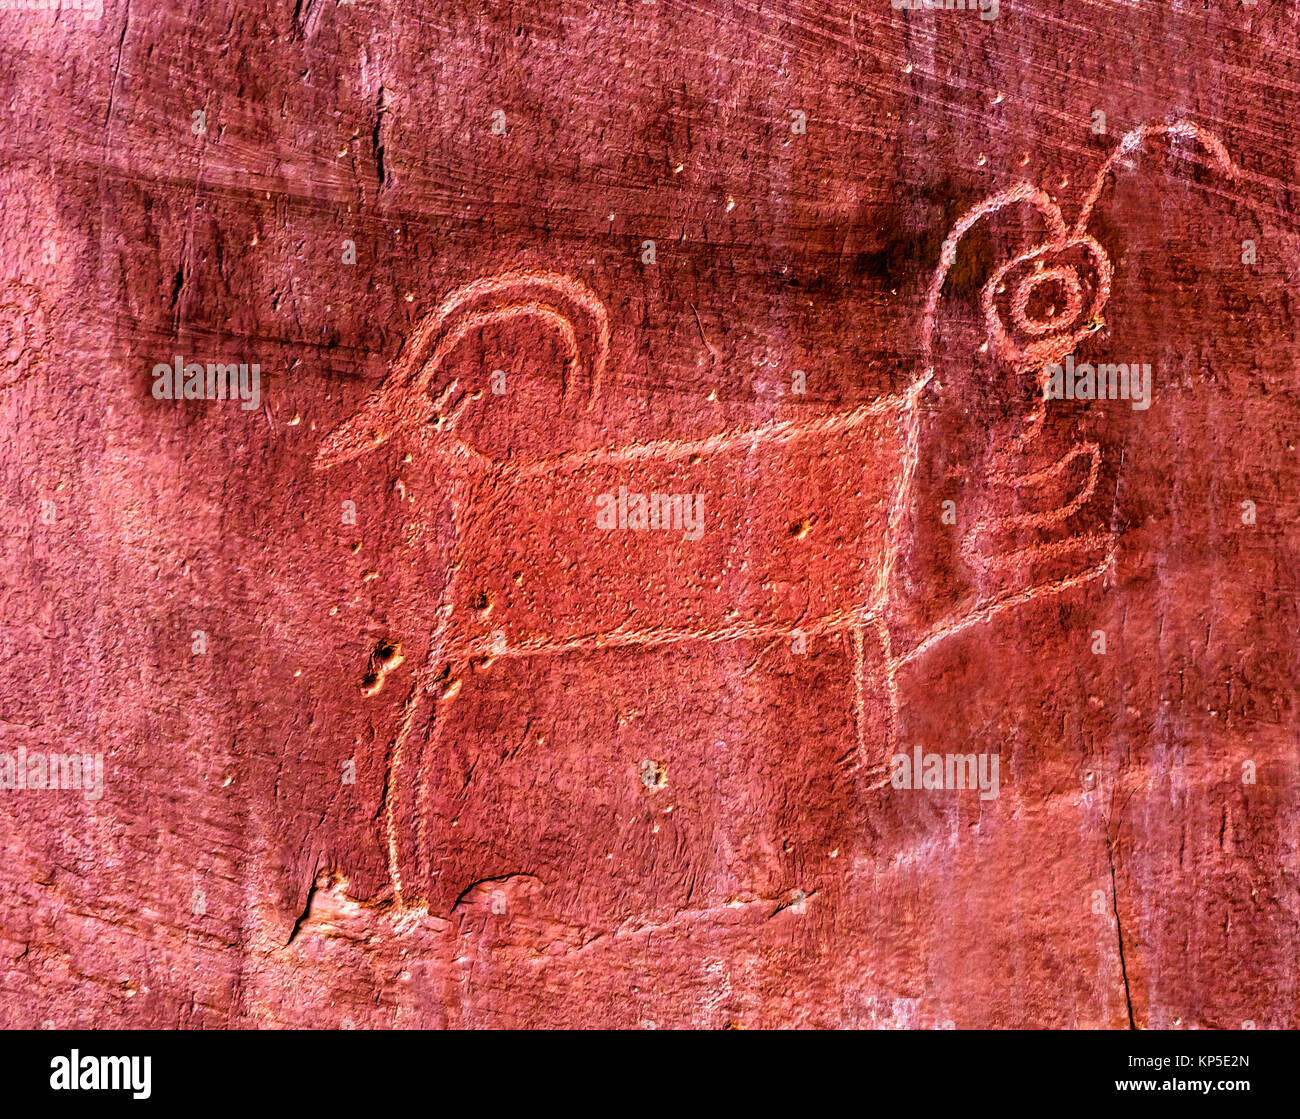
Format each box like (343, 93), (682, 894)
(313, 119), (1238, 912)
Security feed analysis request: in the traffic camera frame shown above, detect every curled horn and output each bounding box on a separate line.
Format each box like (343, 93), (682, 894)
(1074, 119), (1239, 236)
(920, 182), (1069, 385)
(314, 269), (611, 471)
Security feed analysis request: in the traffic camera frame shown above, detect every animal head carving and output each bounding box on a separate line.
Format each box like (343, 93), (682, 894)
(314, 268), (611, 471)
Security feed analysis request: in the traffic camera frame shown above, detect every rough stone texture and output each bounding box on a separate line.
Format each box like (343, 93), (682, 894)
(0, 1), (1297, 1029)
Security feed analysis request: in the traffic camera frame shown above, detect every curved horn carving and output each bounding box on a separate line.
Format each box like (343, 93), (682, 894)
(314, 269), (611, 471)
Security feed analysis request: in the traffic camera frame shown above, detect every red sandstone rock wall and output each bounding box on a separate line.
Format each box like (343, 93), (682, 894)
(0, 0), (1297, 1028)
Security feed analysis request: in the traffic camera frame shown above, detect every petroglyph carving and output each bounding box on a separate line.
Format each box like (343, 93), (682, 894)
(314, 120), (1239, 909)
